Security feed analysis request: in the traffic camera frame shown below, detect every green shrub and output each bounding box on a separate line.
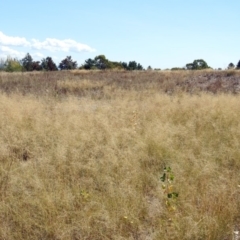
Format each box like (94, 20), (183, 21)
(5, 57), (22, 72)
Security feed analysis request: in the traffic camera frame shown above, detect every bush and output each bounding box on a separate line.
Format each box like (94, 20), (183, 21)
(5, 57), (22, 72)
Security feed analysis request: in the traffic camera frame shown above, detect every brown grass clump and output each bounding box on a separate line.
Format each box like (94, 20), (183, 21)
(0, 71), (240, 239)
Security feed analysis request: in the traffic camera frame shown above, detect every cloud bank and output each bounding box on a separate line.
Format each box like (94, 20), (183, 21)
(31, 38), (95, 52)
(0, 31), (30, 47)
(0, 31), (95, 57)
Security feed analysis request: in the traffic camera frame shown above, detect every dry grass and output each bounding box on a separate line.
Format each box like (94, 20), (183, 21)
(0, 71), (240, 239)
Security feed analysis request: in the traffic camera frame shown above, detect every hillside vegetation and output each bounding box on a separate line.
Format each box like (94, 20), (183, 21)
(0, 70), (240, 239)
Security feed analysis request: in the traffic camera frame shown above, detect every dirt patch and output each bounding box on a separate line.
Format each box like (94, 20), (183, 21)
(175, 70), (240, 94)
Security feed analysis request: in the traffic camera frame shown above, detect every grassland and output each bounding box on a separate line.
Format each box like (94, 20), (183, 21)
(0, 70), (240, 239)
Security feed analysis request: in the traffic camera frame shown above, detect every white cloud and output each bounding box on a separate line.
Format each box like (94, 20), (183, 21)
(0, 46), (25, 58)
(0, 31), (30, 46)
(31, 38), (95, 53)
(0, 31), (95, 53)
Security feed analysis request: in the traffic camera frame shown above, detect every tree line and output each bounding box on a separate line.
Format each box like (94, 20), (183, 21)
(171, 59), (240, 71)
(0, 53), (144, 72)
(0, 53), (240, 72)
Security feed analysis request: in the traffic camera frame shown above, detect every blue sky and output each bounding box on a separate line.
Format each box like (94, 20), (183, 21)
(0, 0), (239, 69)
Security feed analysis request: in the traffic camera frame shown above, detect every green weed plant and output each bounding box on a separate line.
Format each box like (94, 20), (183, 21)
(160, 167), (179, 211)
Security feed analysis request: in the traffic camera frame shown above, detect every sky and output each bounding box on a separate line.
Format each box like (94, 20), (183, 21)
(0, 0), (239, 69)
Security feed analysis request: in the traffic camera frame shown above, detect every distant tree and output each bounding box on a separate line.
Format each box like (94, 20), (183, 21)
(21, 53), (33, 71)
(137, 63), (143, 70)
(0, 58), (5, 71)
(128, 61), (138, 70)
(194, 59), (209, 69)
(93, 55), (123, 70)
(228, 63), (235, 69)
(41, 57), (58, 71)
(121, 62), (128, 70)
(110, 61), (124, 69)
(186, 59), (210, 70)
(5, 57), (22, 72)
(94, 55), (109, 70)
(32, 61), (42, 71)
(59, 56), (77, 70)
(120, 61), (143, 70)
(236, 60), (240, 69)
(81, 56), (143, 71)
(81, 58), (96, 70)
(147, 66), (152, 70)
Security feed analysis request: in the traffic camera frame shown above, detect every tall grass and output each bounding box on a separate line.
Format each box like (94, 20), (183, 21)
(0, 71), (240, 239)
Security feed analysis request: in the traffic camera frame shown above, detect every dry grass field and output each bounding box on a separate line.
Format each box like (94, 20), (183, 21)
(0, 70), (240, 239)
